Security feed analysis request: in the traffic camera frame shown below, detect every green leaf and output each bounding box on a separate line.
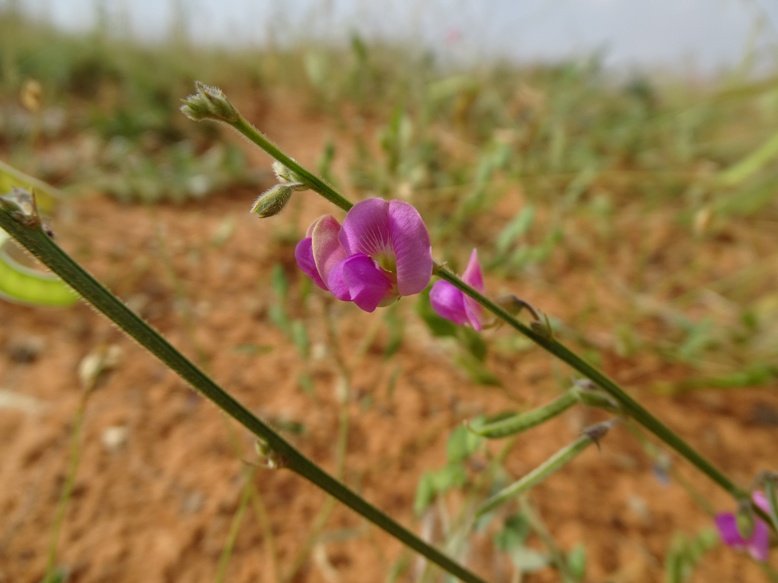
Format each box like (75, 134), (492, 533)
(719, 132), (778, 187)
(414, 472), (437, 515)
(431, 464), (467, 492)
(0, 168), (77, 307)
(566, 544), (587, 581)
(446, 425), (483, 463)
(271, 263), (289, 297)
(664, 528), (718, 583)
(494, 513), (531, 551)
(383, 305), (404, 358)
(495, 206), (535, 256)
(459, 326), (487, 361)
(509, 547), (549, 572)
(456, 352), (501, 386)
(291, 320), (310, 358)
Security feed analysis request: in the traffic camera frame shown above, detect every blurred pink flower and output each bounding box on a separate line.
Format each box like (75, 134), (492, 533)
(445, 28), (463, 46)
(715, 491), (771, 562)
(295, 198), (432, 312)
(429, 249), (484, 330)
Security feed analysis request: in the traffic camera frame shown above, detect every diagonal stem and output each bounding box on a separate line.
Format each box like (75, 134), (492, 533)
(432, 268), (772, 528)
(0, 200), (486, 583)
(232, 115), (353, 213)
(433, 264), (746, 500)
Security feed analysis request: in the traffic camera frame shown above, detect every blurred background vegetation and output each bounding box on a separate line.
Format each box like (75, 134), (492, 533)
(2, 1), (777, 389)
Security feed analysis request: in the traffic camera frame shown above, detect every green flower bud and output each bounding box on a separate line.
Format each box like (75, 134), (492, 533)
(250, 184), (293, 218)
(469, 391), (578, 439)
(180, 81), (239, 124)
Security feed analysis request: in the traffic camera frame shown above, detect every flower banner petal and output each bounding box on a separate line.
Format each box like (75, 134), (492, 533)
(339, 198), (391, 257)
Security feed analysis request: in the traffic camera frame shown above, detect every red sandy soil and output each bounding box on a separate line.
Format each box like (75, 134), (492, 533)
(1, 94), (776, 582)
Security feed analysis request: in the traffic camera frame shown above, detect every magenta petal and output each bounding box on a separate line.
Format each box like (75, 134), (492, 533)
(311, 215), (348, 296)
(325, 259), (350, 301)
(339, 198), (432, 297)
(339, 254), (392, 312)
(749, 521), (771, 561)
(715, 513), (747, 547)
(715, 511), (771, 562)
(463, 299), (484, 331)
(461, 249), (484, 329)
(430, 249), (485, 330)
(753, 491), (770, 513)
(295, 237), (327, 290)
(339, 198), (391, 256)
(462, 249), (484, 290)
(430, 280), (468, 325)
(387, 200), (433, 295)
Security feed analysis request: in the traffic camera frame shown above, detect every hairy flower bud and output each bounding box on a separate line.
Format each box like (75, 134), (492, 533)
(250, 184), (293, 218)
(180, 81), (239, 124)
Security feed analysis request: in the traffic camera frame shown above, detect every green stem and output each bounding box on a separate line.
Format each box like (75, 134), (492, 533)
(476, 433), (597, 517)
(43, 392), (88, 583)
(434, 264), (746, 502)
(283, 305), (352, 582)
(0, 203), (485, 583)
(215, 466), (255, 583)
(232, 115), (353, 213)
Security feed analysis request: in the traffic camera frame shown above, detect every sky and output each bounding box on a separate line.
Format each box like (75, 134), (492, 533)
(13, 0), (778, 76)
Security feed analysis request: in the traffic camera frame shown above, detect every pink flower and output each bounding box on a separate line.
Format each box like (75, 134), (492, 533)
(429, 249), (484, 330)
(715, 491), (771, 562)
(295, 198), (433, 312)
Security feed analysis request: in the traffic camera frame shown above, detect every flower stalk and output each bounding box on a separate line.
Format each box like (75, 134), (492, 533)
(476, 422), (613, 517)
(433, 264), (749, 502)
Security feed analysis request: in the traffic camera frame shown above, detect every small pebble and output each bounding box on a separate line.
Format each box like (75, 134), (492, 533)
(101, 425), (128, 452)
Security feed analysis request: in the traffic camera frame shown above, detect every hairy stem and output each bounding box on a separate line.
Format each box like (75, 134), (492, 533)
(432, 265), (744, 499)
(232, 115), (353, 213)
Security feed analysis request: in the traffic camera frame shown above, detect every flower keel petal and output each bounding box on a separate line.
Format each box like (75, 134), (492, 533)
(340, 254), (392, 312)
